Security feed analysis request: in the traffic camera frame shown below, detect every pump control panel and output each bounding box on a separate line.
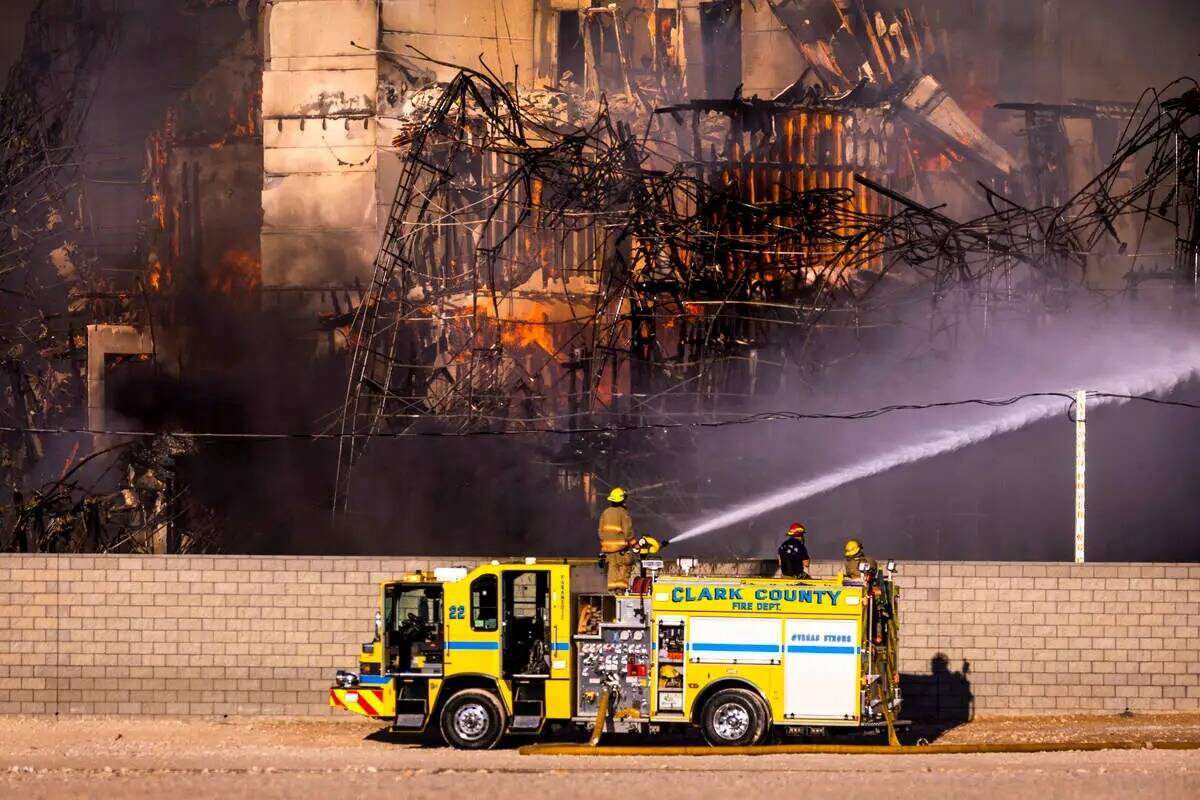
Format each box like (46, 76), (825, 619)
(575, 624), (651, 720)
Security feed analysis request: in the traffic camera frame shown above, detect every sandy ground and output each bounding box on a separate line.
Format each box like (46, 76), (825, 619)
(1, 716), (1199, 800)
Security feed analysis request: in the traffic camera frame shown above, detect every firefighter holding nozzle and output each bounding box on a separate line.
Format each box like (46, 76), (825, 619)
(598, 487), (637, 590)
(598, 487), (669, 590)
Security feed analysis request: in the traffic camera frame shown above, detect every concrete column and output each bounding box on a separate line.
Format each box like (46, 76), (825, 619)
(739, 0), (803, 98)
(85, 324), (156, 436)
(261, 0), (380, 288)
(677, 0), (708, 99)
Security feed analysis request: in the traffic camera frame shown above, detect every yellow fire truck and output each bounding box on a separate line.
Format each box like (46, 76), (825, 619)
(329, 558), (901, 749)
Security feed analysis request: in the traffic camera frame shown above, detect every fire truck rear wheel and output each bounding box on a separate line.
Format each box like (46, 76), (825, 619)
(700, 688), (768, 747)
(439, 689), (507, 750)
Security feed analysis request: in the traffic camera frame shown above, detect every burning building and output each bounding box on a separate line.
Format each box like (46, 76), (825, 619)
(1, 1), (1198, 555)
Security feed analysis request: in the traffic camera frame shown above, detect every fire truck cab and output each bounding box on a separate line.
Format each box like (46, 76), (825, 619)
(330, 559), (901, 749)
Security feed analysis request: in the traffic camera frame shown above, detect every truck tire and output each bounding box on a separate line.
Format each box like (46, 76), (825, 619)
(700, 688), (767, 747)
(747, 691), (773, 743)
(439, 689), (507, 750)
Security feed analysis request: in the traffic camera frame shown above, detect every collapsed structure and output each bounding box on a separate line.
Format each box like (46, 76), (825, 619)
(1, 1), (1198, 552)
(333, 3), (1200, 523)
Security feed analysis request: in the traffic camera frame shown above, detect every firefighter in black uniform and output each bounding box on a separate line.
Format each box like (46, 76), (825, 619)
(778, 522), (811, 579)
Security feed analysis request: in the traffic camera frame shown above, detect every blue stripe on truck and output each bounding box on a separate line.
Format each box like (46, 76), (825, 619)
(446, 641), (500, 650)
(689, 642), (781, 653)
(359, 675), (392, 685)
(785, 645), (858, 655)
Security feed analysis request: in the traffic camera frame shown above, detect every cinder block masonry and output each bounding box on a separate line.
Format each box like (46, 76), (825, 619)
(0, 556), (1196, 717)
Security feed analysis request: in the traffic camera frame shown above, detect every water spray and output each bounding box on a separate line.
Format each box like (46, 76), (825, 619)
(672, 351), (1200, 544)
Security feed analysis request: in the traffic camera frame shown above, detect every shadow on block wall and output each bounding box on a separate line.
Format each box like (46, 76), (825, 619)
(900, 653), (974, 739)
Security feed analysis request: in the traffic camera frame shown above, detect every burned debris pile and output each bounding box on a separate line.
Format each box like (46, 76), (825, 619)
(2, 1), (257, 555)
(334, 65), (892, 512)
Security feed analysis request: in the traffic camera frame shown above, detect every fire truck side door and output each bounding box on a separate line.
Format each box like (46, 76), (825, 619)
(446, 572), (502, 678)
(500, 569), (551, 678)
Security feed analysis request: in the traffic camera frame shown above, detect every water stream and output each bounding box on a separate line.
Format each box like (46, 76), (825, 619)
(671, 350), (1200, 544)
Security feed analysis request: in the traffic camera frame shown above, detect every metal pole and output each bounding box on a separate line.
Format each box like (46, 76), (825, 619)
(1074, 389), (1087, 563)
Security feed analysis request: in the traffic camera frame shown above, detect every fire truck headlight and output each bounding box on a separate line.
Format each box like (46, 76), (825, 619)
(335, 670), (360, 688)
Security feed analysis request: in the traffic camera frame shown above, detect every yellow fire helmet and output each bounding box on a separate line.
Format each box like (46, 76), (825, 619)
(844, 538), (864, 557)
(660, 665), (680, 679)
(607, 487), (626, 504)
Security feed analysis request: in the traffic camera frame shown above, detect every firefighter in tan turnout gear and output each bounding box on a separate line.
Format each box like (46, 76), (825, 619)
(598, 487), (637, 590)
(843, 538), (878, 580)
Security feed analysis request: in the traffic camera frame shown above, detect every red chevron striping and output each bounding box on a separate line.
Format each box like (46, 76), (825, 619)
(356, 688), (382, 716)
(329, 689), (346, 709)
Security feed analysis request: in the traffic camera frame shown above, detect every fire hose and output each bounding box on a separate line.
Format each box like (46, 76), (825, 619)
(520, 740), (1200, 756)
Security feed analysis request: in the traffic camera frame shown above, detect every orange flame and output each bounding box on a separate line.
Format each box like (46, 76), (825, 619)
(500, 309), (557, 355)
(209, 249), (262, 294)
(148, 192), (166, 229)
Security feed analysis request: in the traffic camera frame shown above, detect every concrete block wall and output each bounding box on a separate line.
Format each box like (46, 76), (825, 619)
(0, 555), (1197, 718)
(890, 561), (1200, 718)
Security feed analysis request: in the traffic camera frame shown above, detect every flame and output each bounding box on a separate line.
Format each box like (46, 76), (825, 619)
(956, 82), (996, 128)
(148, 192), (166, 229)
(922, 153), (954, 172)
(209, 249), (262, 294)
(228, 88), (260, 139)
(500, 309), (557, 355)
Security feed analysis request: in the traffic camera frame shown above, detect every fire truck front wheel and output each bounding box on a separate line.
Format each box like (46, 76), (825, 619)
(699, 688), (768, 747)
(439, 689), (507, 750)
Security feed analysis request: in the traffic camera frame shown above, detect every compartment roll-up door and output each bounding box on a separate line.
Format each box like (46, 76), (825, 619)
(783, 618), (859, 720)
(688, 617), (782, 664)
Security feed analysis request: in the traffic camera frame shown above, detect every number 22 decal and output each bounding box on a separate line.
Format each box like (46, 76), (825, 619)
(448, 605), (466, 619)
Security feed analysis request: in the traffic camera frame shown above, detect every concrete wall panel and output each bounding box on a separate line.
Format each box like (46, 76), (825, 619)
(380, 0), (438, 35)
(264, 117), (378, 175)
(740, 0), (803, 98)
(381, 0), (535, 39)
(261, 230), (378, 286)
(380, 30), (533, 85)
(268, 0), (378, 60)
(263, 172), (377, 230)
(262, 69), (377, 118)
(265, 145), (377, 175)
(264, 116), (376, 153)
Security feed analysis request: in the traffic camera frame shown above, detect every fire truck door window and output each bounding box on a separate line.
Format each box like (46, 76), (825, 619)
(471, 575), (499, 631)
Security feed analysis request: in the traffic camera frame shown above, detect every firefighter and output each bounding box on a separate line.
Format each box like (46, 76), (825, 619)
(777, 522), (811, 579)
(598, 487), (636, 591)
(843, 538), (878, 580)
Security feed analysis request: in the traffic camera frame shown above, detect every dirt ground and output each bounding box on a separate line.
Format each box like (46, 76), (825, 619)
(1, 716), (1199, 800)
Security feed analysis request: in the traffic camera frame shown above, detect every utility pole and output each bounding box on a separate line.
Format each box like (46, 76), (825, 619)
(1074, 389), (1087, 563)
